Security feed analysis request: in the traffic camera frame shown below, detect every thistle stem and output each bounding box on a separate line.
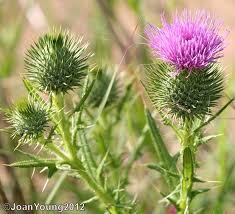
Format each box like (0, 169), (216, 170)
(46, 142), (119, 213)
(179, 120), (195, 214)
(71, 161), (119, 214)
(52, 93), (77, 160)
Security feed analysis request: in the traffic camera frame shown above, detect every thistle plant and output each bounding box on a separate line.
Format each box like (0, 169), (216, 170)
(4, 29), (132, 214)
(144, 9), (232, 213)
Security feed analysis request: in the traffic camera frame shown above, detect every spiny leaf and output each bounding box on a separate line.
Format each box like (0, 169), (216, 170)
(72, 78), (96, 114)
(145, 108), (178, 189)
(173, 152), (180, 162)
(193, 98), (235, 133)
(197, 134), (223, 146)
(147, 163), (180, 179)
(191, 188), (210, 199)
(48, 166), (58, 178)
(148, 163), (205, 183)
(7, 159), (57, 168)
(79, 130), (97, 178)
(160, 192), (179, 209)
(94, 66), (118, 124)
(96, 150), (109, 182)
(23, 78), (45, 104)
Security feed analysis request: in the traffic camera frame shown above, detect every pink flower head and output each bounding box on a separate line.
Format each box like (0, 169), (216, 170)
(145, 10), (226, 75)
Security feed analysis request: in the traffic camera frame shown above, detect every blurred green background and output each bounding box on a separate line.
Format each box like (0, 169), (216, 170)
(0, 0), (235, 213)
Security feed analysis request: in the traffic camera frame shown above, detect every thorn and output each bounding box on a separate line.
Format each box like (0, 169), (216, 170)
(36, 145), (44, 155)
(42, 178), (49, 192)
(31, 167), (36, 179)
(40, 167), (48, 173)
(34, 142), (39, 150)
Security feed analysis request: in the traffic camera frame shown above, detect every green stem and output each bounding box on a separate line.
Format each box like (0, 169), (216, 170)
(49, 94), (119, 213)
(45, 143), (70, 162)
(52, 93), (77, 160)
(179, 120), (195, 214)
(46, 143), (119, 213)
(70, 161), (119, 214)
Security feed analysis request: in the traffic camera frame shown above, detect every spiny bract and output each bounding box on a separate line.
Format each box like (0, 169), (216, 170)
(25, 30), (91, 93)
(145, 62), (223, 121)
(6, 99), (49, 142)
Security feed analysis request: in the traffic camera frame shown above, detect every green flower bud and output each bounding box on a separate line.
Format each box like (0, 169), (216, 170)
(88, 67), (120, 108)
(6, 99), (49, 142)
(145, 62), (223, 121)
(25, 29), (91, 93)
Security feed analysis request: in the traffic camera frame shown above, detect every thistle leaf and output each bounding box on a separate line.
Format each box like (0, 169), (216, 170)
(193, 98), (235, 133)
(23, 78), (45, 104)
(96, 150), (109, 183)
(160, 191), (179, 209)
(94, 66), (118, 123)
(8, 159), (57, 168)
(190, 188), (210, 199)
(145, 108), (178, 188)
(73, 78), (96, 114)
(147, 163), (180, 179)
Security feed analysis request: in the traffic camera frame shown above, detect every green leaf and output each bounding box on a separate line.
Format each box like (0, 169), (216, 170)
(197, 134), (223, 146)
(145, 108), (178, 189)
(148, 163), (204, 183)
(147, 163), (180, 179)
(79, 130), (97, 178)
(191, 188), (210, 199)
(193, 98), (235, 133)
(213, 158), (235, 213)
(96, 150), (109, 183)
(23, 78), (45, 104)
(160, 191), (179, 209)
(173, 152), (180, 162)
(8, 159), (57, 168)
(48, 166), (58, 178)
(94, 66), (118, 124)
(193, 177), (206, 183)
(72, 78), (96, 114)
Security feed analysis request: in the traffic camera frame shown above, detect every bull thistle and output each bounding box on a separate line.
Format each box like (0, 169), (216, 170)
(4, 29), (129, 214)
(144, 9), (231, 213)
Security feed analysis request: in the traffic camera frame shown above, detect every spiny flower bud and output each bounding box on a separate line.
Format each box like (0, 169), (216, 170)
(88, 67), (120, 108)
(25, 29), (91, 93)
(145, 62), (223, 121)
(6, 99), (49, 142)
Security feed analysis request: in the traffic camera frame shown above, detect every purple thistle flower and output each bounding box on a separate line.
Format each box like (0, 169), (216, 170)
(145, 10), (226, 75)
